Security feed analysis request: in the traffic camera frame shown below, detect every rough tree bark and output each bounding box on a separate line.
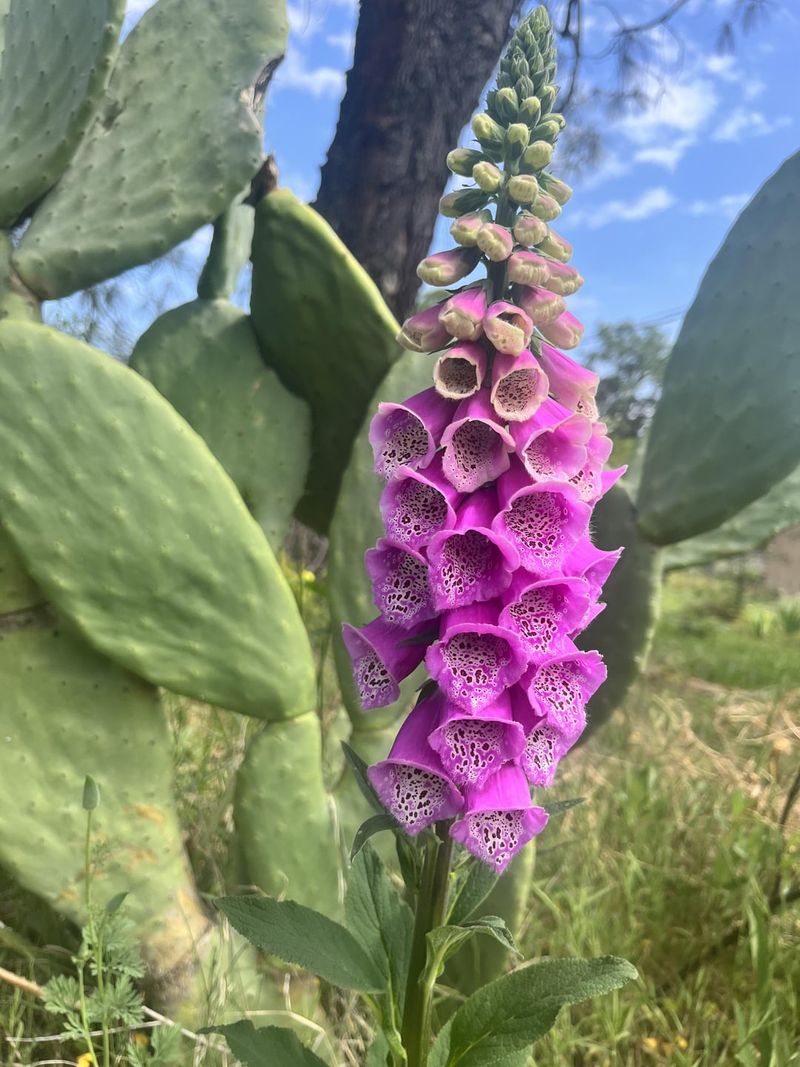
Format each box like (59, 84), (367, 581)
(313, 0), (524, 321)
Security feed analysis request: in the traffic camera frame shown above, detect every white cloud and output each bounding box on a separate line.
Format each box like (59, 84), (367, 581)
(743, 77), (766, 101)
(274, 50), (345, 97)
(125, 0), (155, 14)
(634, 135), (695, 171)
(705, 54), (737, 80)
(686, 193), (750, 217)
(327, 30), (355, 56)
(569, 187), (676, 230)
(578, 152), (631, 190)
(713, 108), (792, 142)
(279, 169), (318, 203)
(618, 78), (719, 146)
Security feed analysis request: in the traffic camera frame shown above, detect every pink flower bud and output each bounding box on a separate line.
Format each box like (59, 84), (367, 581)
(433, 342), (488, 400)
(507, 174), (539, 205)
(507, 249), (550, 287)
(540, 260), (584, 296)
(417, 247), (480, 286)
(483, 300), (534, 356)
(543, 175), (573, 205)
(472, 161), (503, 193)
(531, 192), (561, 222)
(514, 284), (565, 325)
(397, 301), (451, 352)
(512, 213), (548, 247)
(476, 223), (514, 263)
(521, 140), (553, 169)
(538, 229), (573, 262)
(538, 309), (584, 350)
(439, 287), (487, 341)
(450, 211), (491, 247)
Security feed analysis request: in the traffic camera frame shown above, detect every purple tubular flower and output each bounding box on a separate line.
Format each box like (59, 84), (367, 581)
(490, 349), (550, 422)
(369, 694), (464, 834)
(492, 462), (591, 575)
(426, 488), (520, 611)
(380, 454), (460, 549)
(509, 686), (571, 788)
(538, 309), (584, 350)
(342, 616), (432, 710)
(450, 763), (548, 872)
(398, 301), (452, 352)
(428, 691), (525, 790)
(365, 538), (436, 628)
(526, 649), (607, 742)
(417, 247), (481, 287)
(439, 288), (487, 342)
(539, 259), (584, 297)
(434, 341), (488, 400)
(483, 300), (534, 356)
(369, 387), (454, 479)
(441, 391), (515, 493)
(509, 397), (591, 482)
(537, 343), (599, 418)
(426, 601), (528, 713)
(564, 535), (622, 605)
(499, 573), (592, 661)
(514, 284), (566, 326)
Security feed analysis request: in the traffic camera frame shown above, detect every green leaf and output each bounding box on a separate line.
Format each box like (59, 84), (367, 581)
(215, 895), (385, 992)
(82, 775), (100, 812)
(447, 860), (500, 926)
(351, 813), (398, 861)
(204, 1021), (326, 1067)
(637, 150), (800, 544)
(544, 797), (585, 817)
(345, 844), (413, 1013)
(426, 918), (518, 989)
(342, 742), (386, 816)
(365, 1030), (391, 1067)
(430, 956), (638, 1066)
(105, 892), (128, 916)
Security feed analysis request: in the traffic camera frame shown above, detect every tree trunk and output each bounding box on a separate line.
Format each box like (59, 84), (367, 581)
(313, 0), (523, 321)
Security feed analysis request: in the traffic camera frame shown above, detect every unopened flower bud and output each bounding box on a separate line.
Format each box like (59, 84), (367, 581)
(439, 287), (487, 341)
(447, 148), (485, 177)
(507, 173), (539, 205)
(538, 229), (573, 262)
(507, 249), (550, 286)
(548, 111), (566, 129)
(539, 85), (557, 112)
(516, 74), (535, 100)
(483, 300), (534, 356)
(540, 259), (583, 296)
(512, 213), (548, 247)
(472, 161), (503, 193)
(531, 192), (561, 222)
(450, 210), (491, 247)
(493, 87), (519, 123)
(417, 247), (480, 287)
(439, 187), (490, 219)
(398, 301), (451, 352)
(514, 284), (565, 325)
(522, 140), (553, 170)
(476, 222), (514, 262)
(505, 123), (530, 159)
(511, 54), (530, 81)
(538, 309), (584, 349)
(519, 95), (541, 125)
(531, 119), (560, 142)
(542, 174), (573, 205)
(472, 112), (505, 151)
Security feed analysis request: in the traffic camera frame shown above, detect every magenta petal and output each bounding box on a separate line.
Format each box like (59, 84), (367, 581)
(564, 536), (623, 601)
(537, 344), (599, 416)
(426, 488), (519, 610)
(490, 349), (550, 422)
(439, 288), (488, 342)
(499, 573), (592, 661)
(441, 391), (515, 493)
(450, 764), (548, 871)
(426, 601), (528, 713)
(398, 301), (452, 352)
(380, 454), (460, 549)
(526, 650), (606, 742)
(342, 616), (431, 710)
(434, 341), (488, 400)
(428, 692), (525, 789)
(492, 463), (591, 575)
(368, 695), (464, 834)
(538, 309), (584, 350)
(509, 686), (568, 787)
(510, 398), (592, 482)
(365, 539), (435, 628)
(369, 388), (454, 479)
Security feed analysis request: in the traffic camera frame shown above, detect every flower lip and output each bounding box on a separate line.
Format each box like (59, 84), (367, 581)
(490, 348), (550, 423)
(380, 454), (461, 549)
(428, 692), (526, 790)
(509, 396), (592, 481)
(483, 300), (534, 356)
(525, 648), (607, 742)
(364, 538), (436, 629)
(441, 390), (515, 493)
(369, 387), (454, 479)
(434, 341), (488, 400)
(499, 572), (593, 661)
(342, 615), (431, 711)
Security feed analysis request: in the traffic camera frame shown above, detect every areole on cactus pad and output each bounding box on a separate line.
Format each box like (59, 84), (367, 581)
(342, 6), (625, 873)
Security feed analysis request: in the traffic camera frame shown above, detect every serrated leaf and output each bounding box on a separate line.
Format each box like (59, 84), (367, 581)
(342, 742), (386, 816)
(215, 895), (385, 993)
(427, 918), (519, 985)
(203, 1021), (326, 1067)
(351, 813), (398, 861)
(448, 860), (500, 926)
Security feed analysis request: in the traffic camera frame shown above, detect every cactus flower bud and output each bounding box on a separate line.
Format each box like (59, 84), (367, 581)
(538, 309), (584, 349)
(538, 228), (573, 262)
(434, 341), (488, 400)
(505, 122), (530, 159)
(483, 300), (534, 356)
(476, 222), (514, 263)
(493, 86), (520, 123)
(512, 213), (548, 248)
(439, 287), (487, 341)
(514, 284), (565, 325)
(507, 249), (550, 286)
(417, 247), (480, 287)
(472, 112), (505, 151)
(531, 119), (560, 142)
(540, 259), (583, 296)
(450, 210), (492, 247)
(398, 300), (452, 352)
(439, 187), (490, 219)
(519, 95), (541, 125)
(531, 192), (561, 222)
(542, 174), (573, 205)
(447, 147), (486, 177)
(522, 140), (553, 170)
(507, 174), (539, 205)
(472, 161), (503, 193)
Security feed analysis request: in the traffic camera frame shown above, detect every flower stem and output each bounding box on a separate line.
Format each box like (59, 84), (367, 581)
(401, 822), (454, 1067)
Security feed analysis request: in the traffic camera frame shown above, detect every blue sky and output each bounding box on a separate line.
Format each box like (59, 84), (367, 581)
(114, 0), (800, 348)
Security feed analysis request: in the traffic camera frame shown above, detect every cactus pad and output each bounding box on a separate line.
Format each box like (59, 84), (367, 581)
(250, 189), (401, 532)
(234, 712), (341, 919)
(328, 350), (434, 725)
(0, 0), (124, 226)
(131, 299), (310, 551)
(0, 320), (315, 719)
(197, 201), (256, 301)
(0, 621), (209, 977)
(579, 484), (662, 734)
(637, 150), (800, 544)
(13, 0), (288, 298)
(0, 523), (39, 612)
